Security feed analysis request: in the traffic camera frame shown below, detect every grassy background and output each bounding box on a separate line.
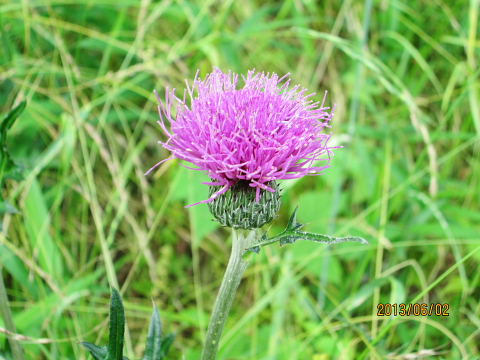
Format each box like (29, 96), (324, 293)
(1, 0), (479, 359)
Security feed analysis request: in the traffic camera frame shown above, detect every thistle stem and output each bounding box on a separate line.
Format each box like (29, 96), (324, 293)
(201, 229), (251, 360)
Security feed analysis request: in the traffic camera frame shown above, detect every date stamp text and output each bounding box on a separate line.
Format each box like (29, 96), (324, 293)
(377, 303), (450, 317)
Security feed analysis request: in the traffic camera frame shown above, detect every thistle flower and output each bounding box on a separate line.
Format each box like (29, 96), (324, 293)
(148, 69), (337, 227)
(144, 69), (366, 360)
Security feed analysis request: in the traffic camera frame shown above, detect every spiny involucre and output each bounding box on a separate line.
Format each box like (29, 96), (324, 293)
(147, 68), (338, 207)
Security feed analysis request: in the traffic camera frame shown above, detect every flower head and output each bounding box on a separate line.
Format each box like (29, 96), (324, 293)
(148, 68), (337, 209)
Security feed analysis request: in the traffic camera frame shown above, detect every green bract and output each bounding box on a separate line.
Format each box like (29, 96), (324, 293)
(207, 181), (281, 229)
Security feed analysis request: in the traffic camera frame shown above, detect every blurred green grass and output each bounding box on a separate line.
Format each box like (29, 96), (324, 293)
(1, 0), (479, 359)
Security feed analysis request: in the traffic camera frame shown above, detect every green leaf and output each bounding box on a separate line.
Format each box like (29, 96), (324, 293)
(81, 291), (172, 360)
(0, 149), (19, 183)
(278, 232), (367, 246)
(81, 342), (108, 360)
(142, 305), (162, 360)
(106, 288), (125, 360)
(0, 101), (26, 135)
(142, 305), (175, 360)
(0, 244), (38, 297)
(246, 245), (261, 254)
(23, 179), (64, 281)
(160, 333), (175, 358)
(285, 206), (303, 231)
(0, 101), (26, 185)
(246, 206), (368, 253)
(80, 289), (129, 360)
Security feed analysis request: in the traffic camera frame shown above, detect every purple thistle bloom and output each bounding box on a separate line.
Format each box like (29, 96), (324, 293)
(147, 68), (338, 207)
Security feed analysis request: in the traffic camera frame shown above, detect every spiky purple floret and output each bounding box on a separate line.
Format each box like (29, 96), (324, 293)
(148, 68), (338, 207)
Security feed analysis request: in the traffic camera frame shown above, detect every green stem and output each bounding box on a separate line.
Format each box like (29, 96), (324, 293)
(201, 229), (252, 360)
(0, 266), (24, 360)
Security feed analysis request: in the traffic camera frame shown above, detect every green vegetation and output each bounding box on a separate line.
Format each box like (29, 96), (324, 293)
(81, 288), (174, 360)
(1, 0), (479, 359)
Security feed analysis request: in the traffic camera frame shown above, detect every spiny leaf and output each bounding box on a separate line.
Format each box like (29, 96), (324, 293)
(278, 231), (368, 246)
(285, 206), (303, 231)
(106, 288), (125, 360)
(142, 305), (162, 360)
(80, 289), (127, 360)
(246, 245), (261, 254)
(246, 206), (368, 253)
(81, 291), (172, 360)
(142, 304), (175, 360)
(81, 342), (107, 360)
